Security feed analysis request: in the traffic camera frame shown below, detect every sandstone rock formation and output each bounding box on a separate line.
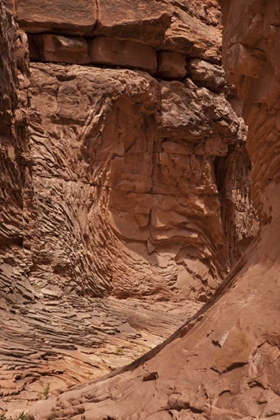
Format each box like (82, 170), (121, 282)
(25, 0), (280, 419)
(0, 2), (34, 307)
(3, 0), (257, 304)
(0, 0), (260, 417)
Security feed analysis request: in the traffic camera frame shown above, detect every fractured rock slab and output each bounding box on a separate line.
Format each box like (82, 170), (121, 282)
(89, 36), (157, 74)
(94, 0), (172, 48)
(163, 6), (222, 62)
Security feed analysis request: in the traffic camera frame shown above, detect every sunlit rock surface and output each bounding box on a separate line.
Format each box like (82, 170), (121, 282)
(9, 0), (257, 302)
(26, 0), (280, 419)
(0, 0), (260, 417)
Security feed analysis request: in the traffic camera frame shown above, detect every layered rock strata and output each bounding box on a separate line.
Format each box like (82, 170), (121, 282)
(27, 1), (280, 419)
(0, 0), (261, 417)
(27, 62), (253, 302)
(0, 2), (34, 307)
(0, 293), (201, 415)
(4, 0), (257, 302)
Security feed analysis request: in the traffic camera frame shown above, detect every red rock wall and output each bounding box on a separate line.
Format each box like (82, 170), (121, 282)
(27, 2), (280, 418)
(3, 1), (277, 418)
(1, 0), (258, 302)
(221, 0), (280, 223)
(0, 3), (34, 306)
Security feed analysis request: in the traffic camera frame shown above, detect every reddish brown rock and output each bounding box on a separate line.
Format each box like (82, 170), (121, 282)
(16, 0), (97, 35)
(25, 1), (280, 419)
(89, 36), (157, 73)
(187, 58), (227, 92)
(27, 34), (40, 61)
(95, 0), (172, 48)
(0, 3), (33, 307)
(221, 0), (265, 50)
(156, 51), (187, 79)
(162, 2), (222, 63)
(33, 34), (90, 64)
(0, 0), (261, 418)
(0, 0), (255, 306)
(226, 42), (266, 78)
(5, 0), (15, 14)
(25, 61), (254, 303)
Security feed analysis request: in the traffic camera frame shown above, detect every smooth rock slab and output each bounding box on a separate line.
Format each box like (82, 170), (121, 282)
(16, 0), (97, 35)
(89, 36), (157, 74)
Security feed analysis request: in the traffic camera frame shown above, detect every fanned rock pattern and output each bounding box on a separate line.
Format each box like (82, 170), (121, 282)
(0, 294), (201, 415)
(0, 4), (33, 307)
(6, 0), (257, 302)
(26, 1), (280, 419)
(27, 63), (253, 302)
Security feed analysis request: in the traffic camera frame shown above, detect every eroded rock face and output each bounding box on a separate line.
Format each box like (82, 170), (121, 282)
(26, 1), (280, 419)
(0, 0), (261, 417)
(27, 62), (255, 302)
(0, 3), (33, 307)
(8, 0), (256, 302)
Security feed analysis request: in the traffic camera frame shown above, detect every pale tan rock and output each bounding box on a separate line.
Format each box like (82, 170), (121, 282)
(89, 36), (157, 74)
(156, 51), (187, 79)
(33, 34), (90, 64)
(16, 0), (97, 35)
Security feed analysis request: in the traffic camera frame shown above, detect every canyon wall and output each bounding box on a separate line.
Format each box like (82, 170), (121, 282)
(27, 1), (280, 419)
(3, 0), (257, 303)
(0, 2), (34, 307)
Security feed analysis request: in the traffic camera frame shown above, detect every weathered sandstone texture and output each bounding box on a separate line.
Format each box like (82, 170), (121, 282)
(4, 0), (257, 303)
(0, 2), (34, 307)
(0, 292), (202, 415)
(26, 1), (280, 419)
(0, 0), (260, 417)
(27, 63), (253, 303)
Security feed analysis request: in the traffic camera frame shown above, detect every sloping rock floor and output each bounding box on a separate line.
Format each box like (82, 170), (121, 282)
(0, 293), (201, 416)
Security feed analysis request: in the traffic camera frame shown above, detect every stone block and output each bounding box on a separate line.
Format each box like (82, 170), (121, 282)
(89, 37), (157, 74)
(16, 0), (97, 35)
(33, 34), (90, 64)
(156, 51), (187, 80)
(95, 0), (172, 48)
